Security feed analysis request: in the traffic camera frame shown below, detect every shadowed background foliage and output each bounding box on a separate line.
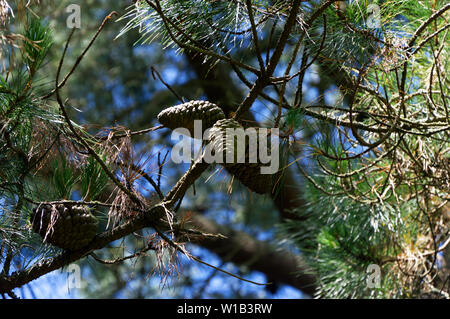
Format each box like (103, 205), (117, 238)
(0, 0), (448, 299)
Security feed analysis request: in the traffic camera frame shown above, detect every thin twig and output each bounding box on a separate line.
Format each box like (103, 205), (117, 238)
(53, 14), (142, 206)
(90, 245), (156, 265)
(151, 66), (185, 103)
(97, 125), (163, 141)
(153, 226), (269, 287)
(42, 12), (118, 99)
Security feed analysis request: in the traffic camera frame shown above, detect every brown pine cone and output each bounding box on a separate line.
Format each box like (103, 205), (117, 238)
(157, 100), (225, 137)
(31, 204), (98, 251)
(207, 119), (277, 194)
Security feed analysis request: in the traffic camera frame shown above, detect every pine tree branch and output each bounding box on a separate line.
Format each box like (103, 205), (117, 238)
(233, 0), (303, 120)
(41, 12), (118, 100)
(0, 202), (166, 293)
(144, 0), (260, 76)
(245, 0), (266, 74)
(188, 213), (317, 296)
(53, 16), (143, 206)
(408, 3), (450, 47)
(0, 150), (212, 293)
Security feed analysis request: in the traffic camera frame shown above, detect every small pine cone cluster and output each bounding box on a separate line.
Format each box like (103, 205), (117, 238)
(31, 204), (98, 251)
(207, 119), (275, 194)
(157, 100), (225, 137)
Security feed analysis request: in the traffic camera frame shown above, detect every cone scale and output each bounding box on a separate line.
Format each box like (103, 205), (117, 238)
(157, 100), (225, 137)
(31, 204), (98, 251)
(208, 119), (275, 194)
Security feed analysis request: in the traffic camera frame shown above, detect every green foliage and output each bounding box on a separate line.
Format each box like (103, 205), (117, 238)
(1, 0), (448, 299)
(0, 74), (7, 88)
(80, 156), (109, 201)
(49, 154), (110, 201)
(118, 0), (274, 54)
(51, 158), (78, 200)
(285, 107), (304, 130)
(23, 16), (53, 73)
(280, 179), (417, 298)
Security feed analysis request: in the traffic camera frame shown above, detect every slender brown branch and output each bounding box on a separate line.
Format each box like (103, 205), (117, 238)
(153, 225), (269, 287)
(233, 0), (303, 119)
(245, 0), (266, 74)
(90, 246), (156, 265)
(42, 12), (118, 99)
(0, 202), (166, 293)
(97, 125), (164, 141)
(53, 20), (142, 206)
(151, 66), (184, 103)
(408, 3), (450, 47)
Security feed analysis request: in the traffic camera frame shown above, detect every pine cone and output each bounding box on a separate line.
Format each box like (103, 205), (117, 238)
(157, 100), (225, 137)
(31, 204), (98, 251)
(207, 119), (276, 194)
